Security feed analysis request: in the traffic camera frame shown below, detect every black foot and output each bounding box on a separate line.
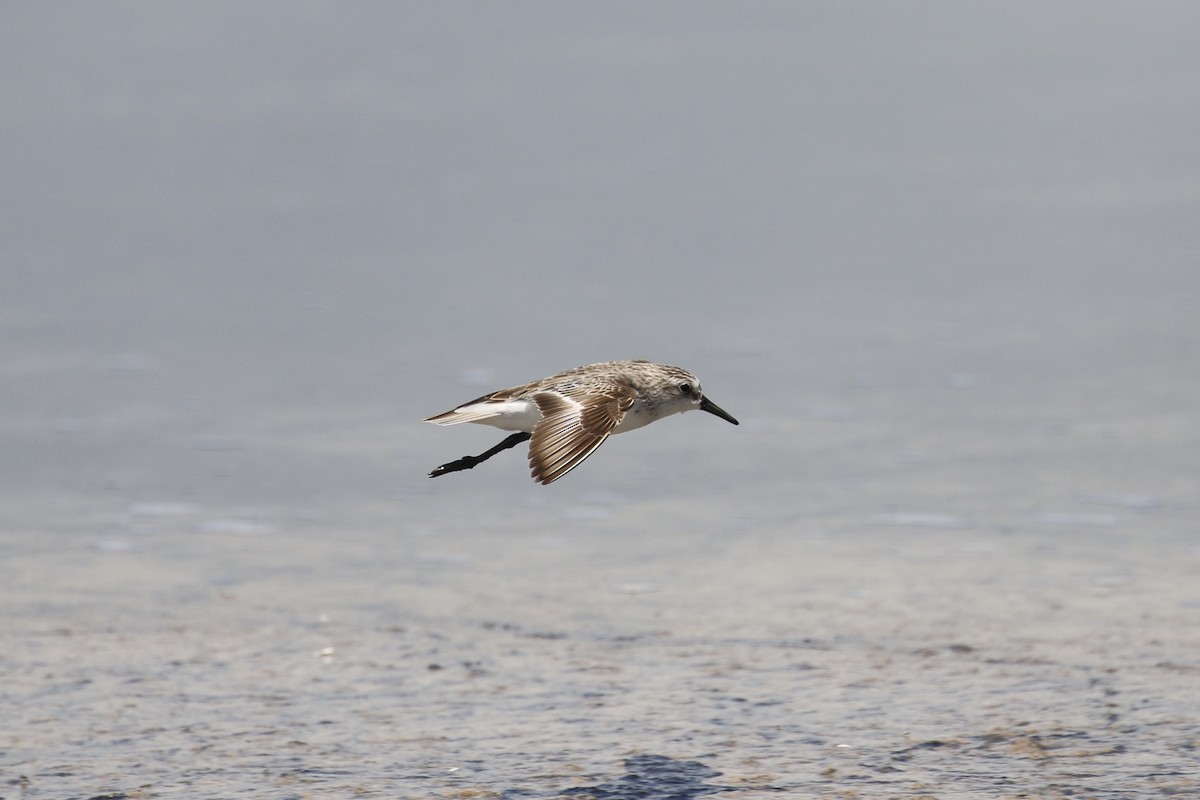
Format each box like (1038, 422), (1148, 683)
(429, 431), (532, 479)
(429, 455), (483, 478)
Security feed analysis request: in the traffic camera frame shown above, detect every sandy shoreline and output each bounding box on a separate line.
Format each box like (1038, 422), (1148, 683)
(4, 500), (1197, 798)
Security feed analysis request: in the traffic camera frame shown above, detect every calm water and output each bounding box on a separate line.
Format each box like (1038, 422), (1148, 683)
(3, 3), (1198, 797)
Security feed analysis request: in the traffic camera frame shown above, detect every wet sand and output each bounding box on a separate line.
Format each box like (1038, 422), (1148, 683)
(4, 473), (1198, 798)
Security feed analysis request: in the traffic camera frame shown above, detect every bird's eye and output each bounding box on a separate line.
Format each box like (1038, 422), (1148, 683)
(679, 383), (693, 395)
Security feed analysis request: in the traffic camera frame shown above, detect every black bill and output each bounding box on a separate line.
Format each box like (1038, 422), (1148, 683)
(700, 395), (739, 425)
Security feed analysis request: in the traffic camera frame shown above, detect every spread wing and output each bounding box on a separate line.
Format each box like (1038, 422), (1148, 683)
(527, 382), (636, 484)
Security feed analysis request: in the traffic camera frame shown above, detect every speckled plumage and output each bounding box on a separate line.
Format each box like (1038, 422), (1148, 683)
(425, 359), (739, 484)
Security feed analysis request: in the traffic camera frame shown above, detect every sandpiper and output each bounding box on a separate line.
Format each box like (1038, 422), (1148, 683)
(425, 360), (739, 484)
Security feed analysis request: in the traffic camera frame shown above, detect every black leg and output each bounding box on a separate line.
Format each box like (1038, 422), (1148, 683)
(429, 431), (532, 478)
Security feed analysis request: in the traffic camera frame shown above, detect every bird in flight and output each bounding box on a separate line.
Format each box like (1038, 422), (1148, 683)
(425, 360), (739, 484)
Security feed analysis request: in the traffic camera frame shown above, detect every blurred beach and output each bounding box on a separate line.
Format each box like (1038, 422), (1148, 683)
(2, 3), (1198, 797)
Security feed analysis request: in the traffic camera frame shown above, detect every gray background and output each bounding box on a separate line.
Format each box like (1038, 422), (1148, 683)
(3, 3), (1198, 798)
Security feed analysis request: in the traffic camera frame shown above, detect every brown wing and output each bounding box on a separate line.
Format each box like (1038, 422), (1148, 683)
(527, 383), (636, 484)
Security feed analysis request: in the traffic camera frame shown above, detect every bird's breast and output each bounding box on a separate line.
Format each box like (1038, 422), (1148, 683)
(612, 403), (660, 434)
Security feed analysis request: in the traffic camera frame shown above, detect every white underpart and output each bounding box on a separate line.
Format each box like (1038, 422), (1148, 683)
(436, 399), (543, 432)
(611, 402), (660, 433)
